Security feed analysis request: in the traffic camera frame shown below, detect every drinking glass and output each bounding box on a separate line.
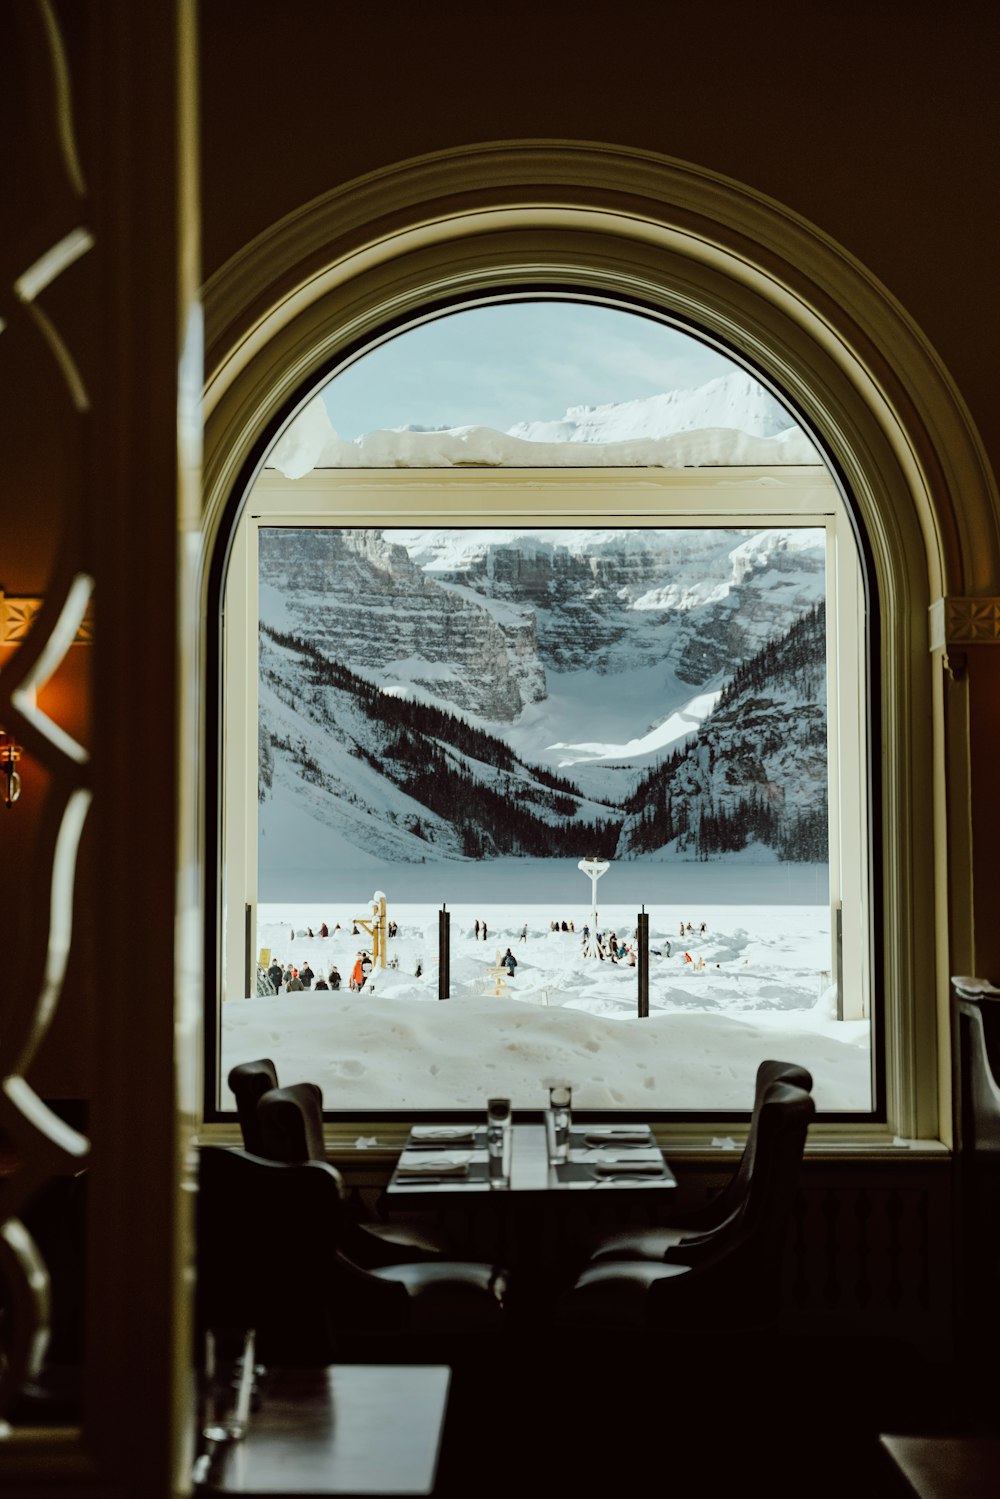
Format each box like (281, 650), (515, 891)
(545, 1084), (572, 1165)
(486, 1096), (512, 1188)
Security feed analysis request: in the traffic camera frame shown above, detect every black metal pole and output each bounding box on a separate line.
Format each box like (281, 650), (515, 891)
(438, 904), (450, 999)
(245, 902), (253, 997)
(637, 907), (649, 1018)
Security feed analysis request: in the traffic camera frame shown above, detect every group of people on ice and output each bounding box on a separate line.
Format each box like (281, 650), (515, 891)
(260, 949), (379, 994)
(286, 918), (399, 942)
(261, 958), (344, 994)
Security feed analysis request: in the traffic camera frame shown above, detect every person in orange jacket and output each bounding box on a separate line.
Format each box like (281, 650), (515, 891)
(351, 953), (366, 991)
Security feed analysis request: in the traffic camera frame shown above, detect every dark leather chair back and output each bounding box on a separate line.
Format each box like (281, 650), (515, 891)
(649, 1080), (814, 1329)
(256, 1083), (326, 1163)
(254, 1081), (454, 1269)
(559, 1081), (814, 1341)
(951, 981), (1000, 1393)
(196, 1146), (409, 1365)
(707, 1058), (813, 1230)
(227, 1059), (278, 1156)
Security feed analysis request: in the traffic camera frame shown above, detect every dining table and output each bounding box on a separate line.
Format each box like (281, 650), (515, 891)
(384, 1118), (678, 1315)
(386, 1120), (677, 1204)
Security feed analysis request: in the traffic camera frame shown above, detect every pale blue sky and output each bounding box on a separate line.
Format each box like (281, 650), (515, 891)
(319, 300), (739, 439)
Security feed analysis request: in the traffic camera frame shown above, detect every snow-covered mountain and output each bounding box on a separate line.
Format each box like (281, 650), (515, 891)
(265, 368), (817, 477)
(259, 627), (620, 867)
(259, 527), (828, 869)
(260, 526), (824, 726)
(506, 370), (793, 444)
(619, 603), (828, 862)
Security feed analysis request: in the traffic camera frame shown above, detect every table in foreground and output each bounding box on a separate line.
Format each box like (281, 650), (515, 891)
(197, 1364), (450, 1497)
(879, 1435), (1000, 1498)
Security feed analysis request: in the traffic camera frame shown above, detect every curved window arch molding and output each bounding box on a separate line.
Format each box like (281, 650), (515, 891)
(200, 142), (1000, 1143)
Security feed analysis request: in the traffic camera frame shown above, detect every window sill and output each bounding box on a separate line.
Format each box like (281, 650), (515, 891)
(194, 1120), (950, 1163)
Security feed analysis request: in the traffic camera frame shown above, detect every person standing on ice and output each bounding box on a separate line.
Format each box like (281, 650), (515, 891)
(268, 958), (283, 992)
(350, 954), (365, 991)
(475, 918), (481, 940)
(482, 919), (488, 941)
(519, 922), (528, 943)
(503, 947), (517, 977)
(300, 961), (314, 989)
(328, 965), (342, 990)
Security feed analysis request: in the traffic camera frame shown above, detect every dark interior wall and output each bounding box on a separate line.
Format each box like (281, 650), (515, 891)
(1, 2), (98, 1102)
(198, 0), (1000, 980)
(969, 650), (1000, 977)
(198, 0), (1000, 484)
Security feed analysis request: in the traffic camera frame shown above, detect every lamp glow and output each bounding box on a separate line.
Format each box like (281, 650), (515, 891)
(0, 733), (23, 808)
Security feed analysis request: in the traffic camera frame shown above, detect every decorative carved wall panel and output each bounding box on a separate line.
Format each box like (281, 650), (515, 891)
(930, 596), (1000, 649)
(0, 591), (93, 647)
(0, 0), (93, 1424)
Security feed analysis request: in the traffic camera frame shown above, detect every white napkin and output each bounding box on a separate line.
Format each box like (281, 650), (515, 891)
(593, 1154), (665, 1175)
(583, 1129), (651, 1147)
(409, 1126), (477, 1146)
(396, 1153), (471, 1178)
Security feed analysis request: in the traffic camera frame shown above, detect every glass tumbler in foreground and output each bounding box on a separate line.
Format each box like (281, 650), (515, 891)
(486, 1096), (512, 1188)
(545, 1084), (572, 1165)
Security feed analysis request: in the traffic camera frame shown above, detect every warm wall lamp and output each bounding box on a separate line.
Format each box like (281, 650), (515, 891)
(0, 731), (23, 808)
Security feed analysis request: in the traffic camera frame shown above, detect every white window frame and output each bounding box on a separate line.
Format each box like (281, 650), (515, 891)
(217, 462), (872, 1118)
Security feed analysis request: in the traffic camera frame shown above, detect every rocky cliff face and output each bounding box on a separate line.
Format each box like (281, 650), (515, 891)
(388, 527), (825, 685)
(258, 526), (829, 866)
(260, 527), (545, 722)
(261, 525), (824, 737)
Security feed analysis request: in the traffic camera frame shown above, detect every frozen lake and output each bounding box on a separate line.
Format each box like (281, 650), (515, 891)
(222, 861), (871, 1117)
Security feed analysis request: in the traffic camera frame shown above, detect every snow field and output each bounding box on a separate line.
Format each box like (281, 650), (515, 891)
(225, 887), (871, 1116)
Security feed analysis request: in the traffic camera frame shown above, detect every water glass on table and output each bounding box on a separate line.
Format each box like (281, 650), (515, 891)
(545, 1084), (572, 1165)
(486, 1096), (512, 1188)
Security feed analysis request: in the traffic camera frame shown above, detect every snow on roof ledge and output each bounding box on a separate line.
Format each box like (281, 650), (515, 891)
(265, 397), (822, 479)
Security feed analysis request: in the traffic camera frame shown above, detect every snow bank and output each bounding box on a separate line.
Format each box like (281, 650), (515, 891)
(265, 394), (820, 477)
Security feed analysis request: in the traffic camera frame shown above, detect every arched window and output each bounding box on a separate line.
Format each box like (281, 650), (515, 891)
(200, 142), (990, 1145)
(212, 294), (875, 1121)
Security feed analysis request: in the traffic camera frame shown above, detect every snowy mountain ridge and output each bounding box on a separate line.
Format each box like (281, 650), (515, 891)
(619, 603), (827, 862)
(259, 527), (825, 742)
(266, 368), (817, 477)
(259, 529), (829, 871)
(260, 601), (827, 871)
(506, 369), (793, 444)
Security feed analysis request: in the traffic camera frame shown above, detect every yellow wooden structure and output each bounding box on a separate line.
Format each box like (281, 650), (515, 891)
(488, 949), (508, 997)
(354, 891), (388, 968)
